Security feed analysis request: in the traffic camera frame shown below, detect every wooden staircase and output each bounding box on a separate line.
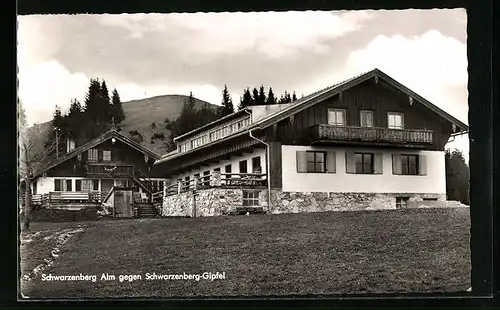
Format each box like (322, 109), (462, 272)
(135, 202), (158, 218)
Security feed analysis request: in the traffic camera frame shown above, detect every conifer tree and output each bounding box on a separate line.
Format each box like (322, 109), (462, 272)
(219, 84), (234, 117)
(292, 91), (298, 102)
(266, 87), (277, 105)
(100, 80), (111, 122)
(258, 85), (267, 105)
(111, 88), (125, 124)
(251, 87), (259, 106)
(238, 88), (253, 110)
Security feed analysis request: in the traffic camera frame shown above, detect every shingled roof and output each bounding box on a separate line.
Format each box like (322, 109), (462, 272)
(35, 128), (160, 178)
(155, 68), (469, 165)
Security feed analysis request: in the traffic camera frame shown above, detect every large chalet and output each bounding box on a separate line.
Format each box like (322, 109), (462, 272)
(153, 68), (469, 216)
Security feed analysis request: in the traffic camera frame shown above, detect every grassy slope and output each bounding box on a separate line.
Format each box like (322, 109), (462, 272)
(20, 208), (471, 298)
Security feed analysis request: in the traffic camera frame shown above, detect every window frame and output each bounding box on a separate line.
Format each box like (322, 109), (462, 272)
(401, 154), (419, 175)
(355, 152), (374, 174)
(360, 110), (374, 127)
(242, 190), (260, 206)
(102, 150), (112, 161)
(88, 149), (98, 162)
(306, 151), (326, 173)
(396, 196), (410, 208)
(239, 160), (248, 174)
(327, 108), (346, 126)
(387, 112), (404, 129)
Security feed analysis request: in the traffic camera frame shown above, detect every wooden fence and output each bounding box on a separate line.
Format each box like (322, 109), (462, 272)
(163, 171), (267, 197)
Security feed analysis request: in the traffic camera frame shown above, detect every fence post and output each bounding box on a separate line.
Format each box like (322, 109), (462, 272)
(177, 181), (182, 195)
(163, 181), (167, 201)
(211, 170), (221, 187)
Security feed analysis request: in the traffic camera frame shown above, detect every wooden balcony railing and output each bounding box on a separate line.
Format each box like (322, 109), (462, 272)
(86, 163), (134, 176)
(164, 172), (267, 197)
(310, 124), (434, 145)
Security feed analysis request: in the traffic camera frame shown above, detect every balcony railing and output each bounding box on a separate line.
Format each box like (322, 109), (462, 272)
(164, 172), (267, 197)
(310, 124), (433, 145)
(86, 162), (134, 176)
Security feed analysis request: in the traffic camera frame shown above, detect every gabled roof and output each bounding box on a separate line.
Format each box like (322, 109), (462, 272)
(36, 128), (160, 177)
(154, 68), (469, 166)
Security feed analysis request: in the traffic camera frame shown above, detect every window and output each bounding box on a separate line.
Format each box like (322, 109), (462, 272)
(243, 190), (259, 206)
(328, 109), (346, 126)
(423, 197), (438, 201)
(203, 170), (210, 186)
(239, 160), (247, 174)
(306, 151), (325, 173)
(194, 173), (200, 186)
(103, 150), (112, 161)
(360, 110), (374, 127)
(401, 154), (419, 175)
(388, 112), (404, 129)
(225, 164), (232, 179)
(66, 179), (72, 192)
(396, 197), (409, 208)
(88, 149), (98, 162)
(92, 179), (99, 191)
(54, 179), (61, 191)
(75, 180), (82, 191)
(214, 167), (221, 173)
(252, 156), (262, 173)
(355, 153), (373, 174)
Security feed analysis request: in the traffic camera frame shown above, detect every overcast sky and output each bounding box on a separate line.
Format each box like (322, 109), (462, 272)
(17, 9), (469, 157)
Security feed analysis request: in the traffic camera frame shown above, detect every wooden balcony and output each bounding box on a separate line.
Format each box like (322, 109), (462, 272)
(86, 162), (134, 177)
(310, 124), (434, 147)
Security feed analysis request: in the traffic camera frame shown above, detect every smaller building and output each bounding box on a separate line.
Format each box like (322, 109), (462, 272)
(27, 128), (166, 217)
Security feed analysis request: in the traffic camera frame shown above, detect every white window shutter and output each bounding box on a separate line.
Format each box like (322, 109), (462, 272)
(345, 152), (356, 174)
(392, 154), (402, 175)
(374, 153), (383, 174)
(296, 151), (307, 173)
(326, 151), (336, 173)
(418, 154), (427, 175)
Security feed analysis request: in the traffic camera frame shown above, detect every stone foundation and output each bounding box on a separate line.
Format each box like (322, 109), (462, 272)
(162, 188), (450, 217)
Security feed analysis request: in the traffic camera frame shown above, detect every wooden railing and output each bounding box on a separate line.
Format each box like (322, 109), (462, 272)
(164, 172), (267, 197)
(86, 163), (134, 176)
(20, 191), (110, 206)
(310, 124), (434, 145)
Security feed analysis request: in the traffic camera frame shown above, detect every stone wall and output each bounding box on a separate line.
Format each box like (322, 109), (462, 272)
(162, 188), (451, 217)
(162, 187), (268, 217)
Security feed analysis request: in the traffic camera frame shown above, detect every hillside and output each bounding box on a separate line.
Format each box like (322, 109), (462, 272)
(120, 95), (217, 154)
(25, 95), (218, 162)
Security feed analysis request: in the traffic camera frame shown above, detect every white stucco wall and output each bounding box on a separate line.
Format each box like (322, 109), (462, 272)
(172, 148), (266, 183)
(281, 145), (446, 194)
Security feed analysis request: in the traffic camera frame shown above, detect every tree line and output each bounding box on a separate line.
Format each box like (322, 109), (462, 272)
(45, 78), (126, 158)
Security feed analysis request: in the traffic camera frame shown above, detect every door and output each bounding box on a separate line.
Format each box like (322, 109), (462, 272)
(101, 179), (114, 194)
(114, 190), (133, 218)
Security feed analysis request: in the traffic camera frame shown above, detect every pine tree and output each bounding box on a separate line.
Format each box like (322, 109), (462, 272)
(111, 88), (125, 124)
(258, 85), (267, 105)
(292, 91), (298, 102)
(219, 84), (234, 117)
(238, 88), (253, 110)
(251, 88), (259, 106)
(266, 87), (277, 105)
(66, 99), (84, 141)
(100, 80), (111, 123)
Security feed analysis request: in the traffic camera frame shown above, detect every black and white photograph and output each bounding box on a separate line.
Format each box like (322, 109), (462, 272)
(18, 9), (473, 298)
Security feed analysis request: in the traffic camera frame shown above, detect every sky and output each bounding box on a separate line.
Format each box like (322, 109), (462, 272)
(17, 9), (469, 159)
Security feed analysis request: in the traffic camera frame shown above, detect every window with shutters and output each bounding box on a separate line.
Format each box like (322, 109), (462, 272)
(88, 149), (98, 162)
(328, 109), (346, 126)
(243, 190), (259, 206)
(360, 110), (374, 127)
(387, 112), (404, 129)
(401, 154), (419, 175)
(306, 151), (326, 173)
(355, 153), (374, 174)
(102, 150), (112, 161)
(392, 154), (426, 175)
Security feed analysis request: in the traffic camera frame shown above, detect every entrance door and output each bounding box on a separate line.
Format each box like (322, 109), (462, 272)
(114, 190), (133, 218)
(101, 179), (114, 194)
